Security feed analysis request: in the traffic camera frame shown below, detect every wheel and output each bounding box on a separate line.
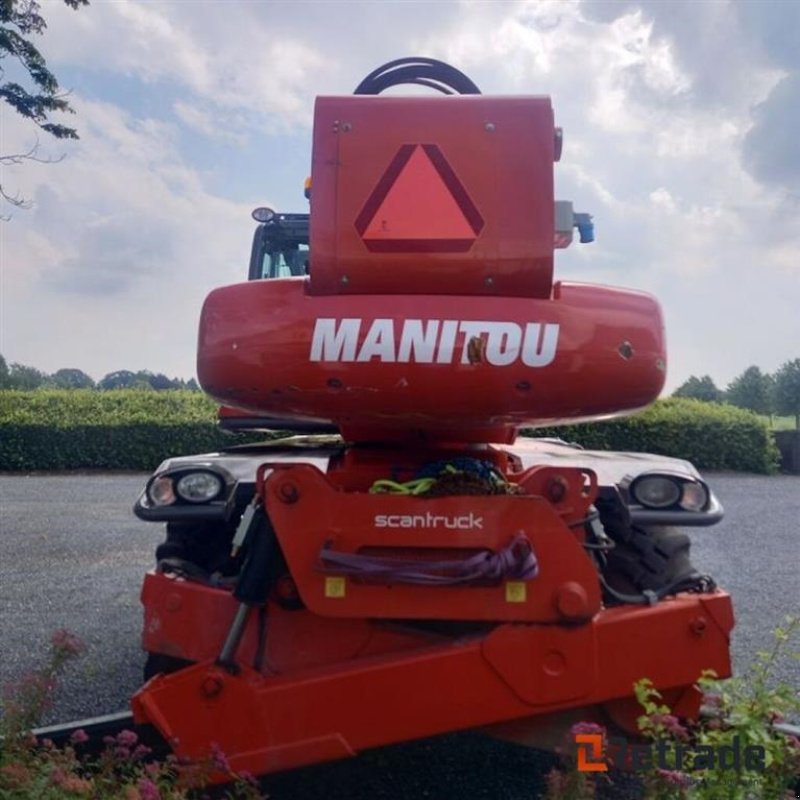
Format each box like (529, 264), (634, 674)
(155, 520), (239, 576)
(601, 525), (710, 599)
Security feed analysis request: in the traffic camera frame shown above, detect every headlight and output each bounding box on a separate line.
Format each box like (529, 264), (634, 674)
(629, 473), (710, 512)
(148, 476), (176, 506)
(679, 481), (709, 512)
(175, 471), (223, 503)
(630, 475), (682, 508)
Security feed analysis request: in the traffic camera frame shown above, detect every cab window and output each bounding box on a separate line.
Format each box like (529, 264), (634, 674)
(260, 245), (310, 279)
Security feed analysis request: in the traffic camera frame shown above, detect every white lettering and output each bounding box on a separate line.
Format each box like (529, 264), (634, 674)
(435, 320), (459, 363)
(485, 322), (522, 366)
(357, 319), (396, 362)
(310, 318), (361, 362)
(309, 318), (560, 367)
(372, 512), (484, 530)
(397, 320), (439, 363)
(521, 323), (560, 367)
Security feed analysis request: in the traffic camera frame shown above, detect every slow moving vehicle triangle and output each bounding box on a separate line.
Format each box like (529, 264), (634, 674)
(355, 143), (484, 252)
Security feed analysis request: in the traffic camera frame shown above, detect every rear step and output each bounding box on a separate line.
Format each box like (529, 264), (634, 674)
(30, 711), (166, 755)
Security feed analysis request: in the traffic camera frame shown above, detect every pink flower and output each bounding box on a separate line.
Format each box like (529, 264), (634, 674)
(133, 744), (153, 759)
(70, 728), (89, 745)
(136, 777), (162, 800)
(211, 741), (231, 773)
(569, 721), (606, 737)
(49, 767), (67, 786)
(656, 768), (692, 788)
(650, 714), (689, 741)
(117, 729), (139, 747)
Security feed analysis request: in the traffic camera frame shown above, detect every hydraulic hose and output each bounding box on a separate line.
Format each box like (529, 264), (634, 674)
(354, 57), (481, 95)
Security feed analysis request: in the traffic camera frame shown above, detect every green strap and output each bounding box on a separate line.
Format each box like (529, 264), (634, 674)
(369, 477), (438, 495)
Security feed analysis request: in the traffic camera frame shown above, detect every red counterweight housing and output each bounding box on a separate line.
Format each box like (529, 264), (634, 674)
(198, 80), (666, 443)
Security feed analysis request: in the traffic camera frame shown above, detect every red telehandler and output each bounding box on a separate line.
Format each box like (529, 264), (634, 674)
(129, 58), (733, 779)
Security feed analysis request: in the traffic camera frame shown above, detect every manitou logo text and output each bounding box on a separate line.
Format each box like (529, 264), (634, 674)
(374, 512), (484, 530)
(310, 318), (559, 367)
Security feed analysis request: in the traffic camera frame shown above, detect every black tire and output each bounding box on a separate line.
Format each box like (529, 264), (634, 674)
(603, 525), (705, 597)
(155, 520), (239, 576)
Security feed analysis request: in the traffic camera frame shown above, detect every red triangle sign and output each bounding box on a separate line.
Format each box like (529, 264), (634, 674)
(355, 144), (484, 253)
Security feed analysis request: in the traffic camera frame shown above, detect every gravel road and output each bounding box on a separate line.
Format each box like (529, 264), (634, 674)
(1, 471), (798, 799)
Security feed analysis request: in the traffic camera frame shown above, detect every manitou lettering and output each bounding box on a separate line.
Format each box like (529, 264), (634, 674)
(374, 512), (484, 530)
(310, 318), (559, 367)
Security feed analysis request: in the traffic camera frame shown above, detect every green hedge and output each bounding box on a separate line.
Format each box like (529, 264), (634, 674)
(0, 389), (219, 425)
(0, 390), (263, 471)
(525, 397), (779, 474)
(0, 391), (780, 473)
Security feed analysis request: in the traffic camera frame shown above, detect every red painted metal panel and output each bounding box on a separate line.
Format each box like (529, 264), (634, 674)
(261, 463), (601, 622)
(309, 96), (554, 297)
(132, 593), (732, 779)
(197, 280), (665, 443)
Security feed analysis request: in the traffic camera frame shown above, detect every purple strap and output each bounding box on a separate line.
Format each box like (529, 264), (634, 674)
(318, 532), (538, 586)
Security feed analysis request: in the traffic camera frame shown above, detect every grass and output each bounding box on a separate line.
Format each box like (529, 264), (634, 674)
(769, 416), (798, 431)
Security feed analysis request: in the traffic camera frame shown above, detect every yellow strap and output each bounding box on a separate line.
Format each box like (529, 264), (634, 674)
(369, 478), (437, 495)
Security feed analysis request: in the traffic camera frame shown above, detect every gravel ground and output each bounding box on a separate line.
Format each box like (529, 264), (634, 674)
(0, 471), (798, 799)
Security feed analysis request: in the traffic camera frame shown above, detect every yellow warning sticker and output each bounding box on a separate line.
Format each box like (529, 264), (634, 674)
(505, 581), (527, 603)
(325, 576), (346, 598)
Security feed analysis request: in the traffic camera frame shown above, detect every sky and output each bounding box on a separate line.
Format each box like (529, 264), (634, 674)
(1, 0), (798, 393)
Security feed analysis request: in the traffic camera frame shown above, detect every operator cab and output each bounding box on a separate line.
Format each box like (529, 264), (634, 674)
(248, 208), (310, 280)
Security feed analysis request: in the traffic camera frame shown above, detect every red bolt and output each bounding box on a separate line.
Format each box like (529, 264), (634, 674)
(277, 482), (300, 504)
(690, 616), (707, 636)
(165, 593), (182, 612)
(546, 476), (568, 504)
(556, 582), (589, 620)
(201, 674), (224, 698)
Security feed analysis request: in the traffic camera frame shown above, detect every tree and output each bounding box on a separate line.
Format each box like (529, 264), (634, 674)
(1, 0), (89, 210)
(772, 358), (800, 429)
(97, 370), (140, 390)
(148, 372), (183, 390)
(49, 367), (94, 389)
(673, 375), (723, 403)
(725, 366), (773, 416)
(7, 361), (46, 389)
(0, 353), (9, 387)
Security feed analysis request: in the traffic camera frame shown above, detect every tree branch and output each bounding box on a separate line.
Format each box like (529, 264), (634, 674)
(0, 139), (65, 217)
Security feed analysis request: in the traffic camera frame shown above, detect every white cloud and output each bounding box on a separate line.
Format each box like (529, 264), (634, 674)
(173, 102), (249, 146)
(1, 97), (254, 380)
(2, 0), (798, 394)
(44, 0), (329, 135)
